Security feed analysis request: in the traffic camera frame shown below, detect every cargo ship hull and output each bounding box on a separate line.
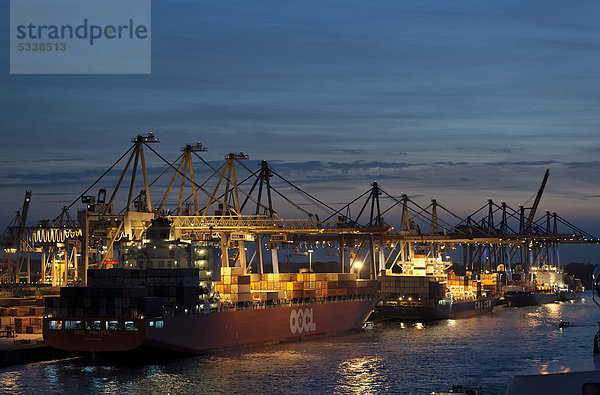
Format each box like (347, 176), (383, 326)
(557, 291), (582, 302)
(504, 291), (557, 307)
(373, 296), (499, 321)
(536, 292), (558, 304)
(43, 318), (146, 352)
(146, 298), (377, 353)
(44, 297), (377, 354)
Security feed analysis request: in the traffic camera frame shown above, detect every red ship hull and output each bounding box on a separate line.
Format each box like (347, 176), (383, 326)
(43, 318), (146, 352)
(44, 298), (377, 354)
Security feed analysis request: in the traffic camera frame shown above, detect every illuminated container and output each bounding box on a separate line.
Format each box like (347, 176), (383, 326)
(285, 282), (304, 291)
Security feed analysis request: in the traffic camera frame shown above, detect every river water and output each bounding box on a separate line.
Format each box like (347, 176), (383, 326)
(1, 292), (598, 394)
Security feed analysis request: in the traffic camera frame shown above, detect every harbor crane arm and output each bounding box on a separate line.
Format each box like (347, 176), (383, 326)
(523, 169), (550, 234)
(0, 191), (31, 248)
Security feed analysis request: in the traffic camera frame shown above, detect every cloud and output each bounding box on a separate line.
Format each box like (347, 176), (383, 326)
(0, 157), (86, 164)
(564, 161), (600, 169)
(1, 159), (598, 193)
(482, 160), (557, 167)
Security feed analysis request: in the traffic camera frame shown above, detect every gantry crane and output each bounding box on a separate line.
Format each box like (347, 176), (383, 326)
(9, 135), (595, 288)
(0, 191), (31, 282)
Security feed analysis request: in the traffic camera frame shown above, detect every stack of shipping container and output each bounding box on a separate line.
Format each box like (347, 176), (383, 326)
(214, 269), (378, 304)
(447, 271), (498, 299)
(0, 298), (45, 334)
(379, 273), (442, 303)
(45, 268), (201, 320)
(481, 272), (500, 295)
(215, 267), (252, 303)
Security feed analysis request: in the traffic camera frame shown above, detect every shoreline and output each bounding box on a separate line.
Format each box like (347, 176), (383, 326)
(0, 334), (70, 368)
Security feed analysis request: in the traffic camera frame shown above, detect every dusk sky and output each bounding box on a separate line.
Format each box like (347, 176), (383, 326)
(1, 1), (599, 262)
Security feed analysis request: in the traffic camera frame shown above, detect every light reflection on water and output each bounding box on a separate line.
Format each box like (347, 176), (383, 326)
(335, 356), (389, 394)
(0, 370), (21, 393)
(544, 302), (561, 320)
(44, 365), (59, 387)
(0, 292), (597, 394)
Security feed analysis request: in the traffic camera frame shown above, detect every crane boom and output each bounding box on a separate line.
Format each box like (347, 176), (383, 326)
(18, 190), (31, 236)
(523, 169), (549, 234)
(1, 190), (31, 248)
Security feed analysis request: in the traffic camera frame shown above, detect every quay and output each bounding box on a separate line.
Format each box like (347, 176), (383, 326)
(0, 334), (69, 367)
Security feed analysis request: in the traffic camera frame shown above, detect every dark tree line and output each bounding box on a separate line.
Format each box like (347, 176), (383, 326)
(564, 262), (598, 290)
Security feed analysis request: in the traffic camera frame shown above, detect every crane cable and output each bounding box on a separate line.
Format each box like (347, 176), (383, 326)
(62, 145), (135, 212)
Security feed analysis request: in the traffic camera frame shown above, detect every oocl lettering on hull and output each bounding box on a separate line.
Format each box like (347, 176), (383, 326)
(289, 308), (316, 334)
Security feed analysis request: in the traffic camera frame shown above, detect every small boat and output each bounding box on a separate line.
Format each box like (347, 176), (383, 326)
(432, 385), (478, 395)
(558, 320), (570, 328)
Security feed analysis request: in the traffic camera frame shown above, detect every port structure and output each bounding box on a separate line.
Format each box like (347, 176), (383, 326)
(31, 206), (82, 287)
(163, 153), (391, 278)
(285, 171), (598, 279)
(156, 142), (207, 216)
(0, 191), (31, 283)
(33, 133), (391, 285)
(0, 194), (83, 286)
(2, 134), (598, 286)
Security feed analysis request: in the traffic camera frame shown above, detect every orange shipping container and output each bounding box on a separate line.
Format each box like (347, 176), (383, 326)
(284, 290), (303, 299)
(285, 282), (304, 291)
(222, 267), (244, 276)
(233, 275), (251, 285)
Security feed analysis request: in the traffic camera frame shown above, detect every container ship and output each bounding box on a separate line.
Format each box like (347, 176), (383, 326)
(502, 265), (581, 307)
(373, 255), (499, 321)
(43, 219), (378, 354)
(502, 286), (556, 307)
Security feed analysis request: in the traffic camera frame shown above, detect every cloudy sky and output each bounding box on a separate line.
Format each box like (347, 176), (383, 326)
(1, 1), (599, 261)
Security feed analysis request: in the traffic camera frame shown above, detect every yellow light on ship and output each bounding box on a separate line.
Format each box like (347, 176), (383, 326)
(353, 261), (363, 270)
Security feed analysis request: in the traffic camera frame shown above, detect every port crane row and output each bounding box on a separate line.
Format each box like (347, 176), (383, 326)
(1, 133), (597, 286)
